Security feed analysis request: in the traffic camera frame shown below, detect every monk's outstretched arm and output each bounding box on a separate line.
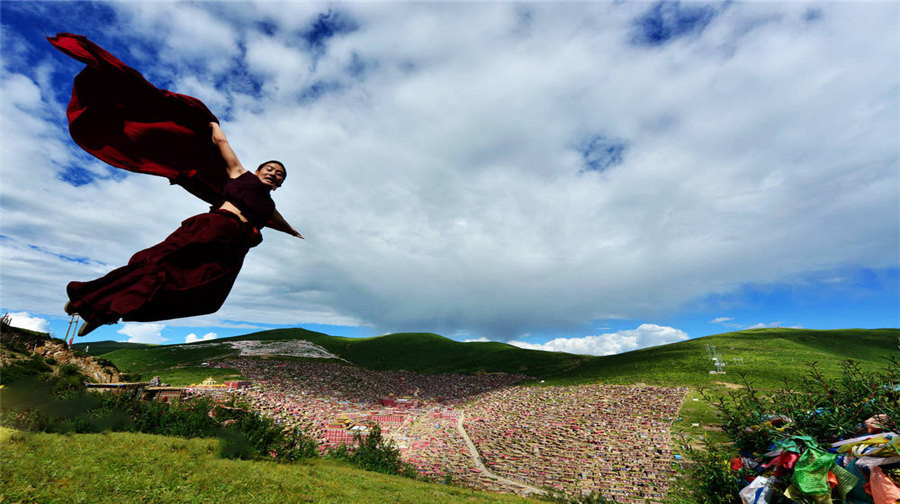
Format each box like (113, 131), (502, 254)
(210, 122), (247, 179)
(268, 209), (304, 239)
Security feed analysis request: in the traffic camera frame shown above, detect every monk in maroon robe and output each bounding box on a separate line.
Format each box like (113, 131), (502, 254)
(50, 34), (303, 336)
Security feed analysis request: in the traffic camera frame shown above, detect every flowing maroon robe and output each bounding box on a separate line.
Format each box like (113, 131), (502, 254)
(48, 33), (226, 203)
(67, 211), (261, 325)
(51, 34), (266, 326)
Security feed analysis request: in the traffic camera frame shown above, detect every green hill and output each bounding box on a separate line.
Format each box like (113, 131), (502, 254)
(95, 327), (898, 389)
(97, 329), (589, 385)
(544, 328), (899, 389)
(233, 329), (588, 375)
(71, 340), (155, 355)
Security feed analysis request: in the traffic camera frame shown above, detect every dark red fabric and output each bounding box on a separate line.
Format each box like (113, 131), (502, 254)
(48, 33), (226, 204)
(218, 172), (275, 229)
(66, 211), (261, 325)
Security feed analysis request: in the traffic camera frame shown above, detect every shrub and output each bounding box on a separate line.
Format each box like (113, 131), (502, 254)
(668, 435), (749, 504)
(94, 358), (118, 370)
(327, 424), (417, 477)
(1, 370), (317, 464)
(705, 358), (899, 452)
(119, 372), (143, 382)
(540, 487), (618, 504)
(0, 355), (52, 385)
(100, 393), (317, 462)
(680, 357), (899, 502)
(58, 364), (82, 376)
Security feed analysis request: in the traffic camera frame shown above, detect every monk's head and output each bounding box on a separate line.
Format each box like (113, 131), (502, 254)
(256, 160), (286, 189)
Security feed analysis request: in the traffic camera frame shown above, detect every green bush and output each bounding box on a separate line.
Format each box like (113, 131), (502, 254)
(0, 355), (52, 385)
(668, 435), (750, 504)
(327, 424), (418, 477)
(87, 393), (318, 462)
(541, 487), (617, 504)
(94, 357), (118, 370)
(119, 372), (143, 382)
(706, 358), (898, 452)
(680, 357), (899, 502)
(1, 372), (317, 464)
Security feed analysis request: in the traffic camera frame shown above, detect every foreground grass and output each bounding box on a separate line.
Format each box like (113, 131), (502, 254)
(0, 427), (538, 504)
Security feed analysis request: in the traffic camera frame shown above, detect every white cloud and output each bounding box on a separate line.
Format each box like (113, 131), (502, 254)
(116, 3), (241, 74)
(711, 317), (734, 324)
(117, 323), (167, 344)
(185, 332), (218, 344)
(464, 337), (491, 343)
(5, 312), (50, 333)
(510, 324), (689, 356)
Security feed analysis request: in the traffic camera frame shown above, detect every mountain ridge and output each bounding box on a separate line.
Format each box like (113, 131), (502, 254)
(73, 327), (899, 389)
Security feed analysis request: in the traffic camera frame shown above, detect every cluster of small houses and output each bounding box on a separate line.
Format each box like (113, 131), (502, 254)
(97, 370), (689, 502)
(253, 372), (683, 501)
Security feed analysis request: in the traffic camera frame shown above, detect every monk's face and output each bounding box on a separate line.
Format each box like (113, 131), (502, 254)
(256, 163), (286, 189)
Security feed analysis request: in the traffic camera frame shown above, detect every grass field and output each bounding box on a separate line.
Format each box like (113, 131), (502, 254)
(0, 427), (539, 504)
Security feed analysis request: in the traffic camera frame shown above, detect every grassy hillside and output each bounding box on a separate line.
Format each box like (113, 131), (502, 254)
(542, 328), (899, 389)
(96, 327), (898, 389)
(71, 340), (154, 355)
(234, 329), (588, 375)
(98, 329), (588, 385)
(1, 427), (538, 504)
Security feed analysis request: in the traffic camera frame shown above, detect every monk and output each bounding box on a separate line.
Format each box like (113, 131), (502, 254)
(66, 123), (302, 336)
(49, 34), (303, 336)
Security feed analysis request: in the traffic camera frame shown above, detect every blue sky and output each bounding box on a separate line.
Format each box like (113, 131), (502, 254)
(1, 2), (897, 355)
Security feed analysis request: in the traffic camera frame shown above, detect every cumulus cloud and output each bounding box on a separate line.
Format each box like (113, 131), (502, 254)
(5, 312), (51, 333)
(117, 323), (167, 344)
(0, 2), (897, 341)
(510, 324), (689, 356)
(185, 332), (218, 344)
(464, 337), (491, 343)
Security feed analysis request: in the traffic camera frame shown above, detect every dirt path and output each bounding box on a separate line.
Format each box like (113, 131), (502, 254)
(455, 410), (546, 496)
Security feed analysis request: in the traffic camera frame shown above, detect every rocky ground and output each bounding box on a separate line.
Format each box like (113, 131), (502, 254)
(0, 317), (120, 384)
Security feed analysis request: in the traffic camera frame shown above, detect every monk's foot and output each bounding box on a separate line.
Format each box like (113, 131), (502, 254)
(78, 321), (100, 337)
(64, 301), (76, 315)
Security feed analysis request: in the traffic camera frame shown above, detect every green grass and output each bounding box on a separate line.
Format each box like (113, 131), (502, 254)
(97, 329), (589, 384)
(154, 366), (244, 386)
(71, 340), (155, 355)
(540, 328), (899, 389)
(670, 389), (730, 446)
(0, 427), (539, 504)
(231, 329), (588, 375)
(102, 343), (241, 375)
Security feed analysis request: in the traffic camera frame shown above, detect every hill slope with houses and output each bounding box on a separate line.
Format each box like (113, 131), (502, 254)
(75, 327), (898, 389)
